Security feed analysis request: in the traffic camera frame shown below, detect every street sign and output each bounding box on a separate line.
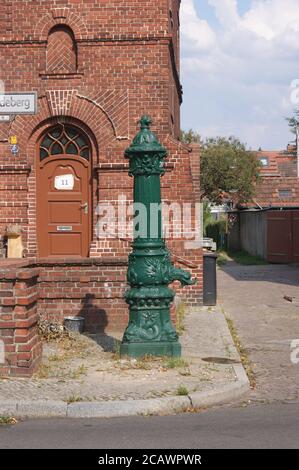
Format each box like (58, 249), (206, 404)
(9, 135), (17, 145)
(0, 92), (37, 115)
(0, 115), (10, 122)
(10, 144), (19, 156)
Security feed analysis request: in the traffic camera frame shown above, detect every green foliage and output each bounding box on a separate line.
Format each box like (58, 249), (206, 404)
(286, 110), (299, 135)
(66, 395), (84, 404)
(228, 250), (267, 265)
(216, 253), (229, 266)
(216, 249), (267, 266)
(286, 111), (299, 156)
(164, 358), (189, 369)
(180, 129), (201, 145)
(226, 317), (256, 389)
(0, 416), (17, 425)
(177, 385), (189, 396)
(203, 202), (214, 236)
(176, 301), (186, 336)
(206, 219), (227, 250)
(200, 136), (260, 205)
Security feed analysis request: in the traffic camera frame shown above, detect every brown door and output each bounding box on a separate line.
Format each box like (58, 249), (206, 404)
(37, 126), (91, 258)
(267, 211), (292, 263)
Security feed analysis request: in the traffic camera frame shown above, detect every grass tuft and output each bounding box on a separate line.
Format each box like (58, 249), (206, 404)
(217, 250), (267, 266)
(0, 416), (18, 425)
(66, 395), (84, 404)
(176, 302), (187, 336)
(164, 358), (189, 369)
(177, 384), (189, 396)
(226, 317), (256, 389)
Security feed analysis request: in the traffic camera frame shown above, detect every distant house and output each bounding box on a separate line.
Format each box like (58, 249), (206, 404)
(228, 145), (299, 263)
(243, 147), (299, 209)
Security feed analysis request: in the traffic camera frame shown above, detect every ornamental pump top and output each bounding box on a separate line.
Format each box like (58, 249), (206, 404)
(120, 116), (196, 358)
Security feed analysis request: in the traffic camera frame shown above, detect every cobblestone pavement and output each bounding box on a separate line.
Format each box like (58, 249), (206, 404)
(0, 309), (236, 403)
(218, 263), (299, 404)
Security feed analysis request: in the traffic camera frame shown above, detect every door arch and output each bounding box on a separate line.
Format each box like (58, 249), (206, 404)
(36, 125), (92, 258)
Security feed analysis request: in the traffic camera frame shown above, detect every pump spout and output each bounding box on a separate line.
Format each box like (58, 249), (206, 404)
(168, 265), (197, 287)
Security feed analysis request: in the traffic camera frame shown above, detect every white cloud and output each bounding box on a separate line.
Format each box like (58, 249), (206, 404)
(208, 0), (240, 29)
(181, 0), (299, 149)
(180, 0), (216, 51)
(242, 0), (299, 40)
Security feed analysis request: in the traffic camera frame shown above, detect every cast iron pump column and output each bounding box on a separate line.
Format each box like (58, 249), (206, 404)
(120, 116), (196, 358)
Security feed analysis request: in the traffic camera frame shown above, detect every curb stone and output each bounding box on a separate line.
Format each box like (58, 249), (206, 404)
(0, 309), (250, 419)
(67, 396), (191, 418)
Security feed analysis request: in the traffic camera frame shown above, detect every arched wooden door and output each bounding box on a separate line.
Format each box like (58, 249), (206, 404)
(36, 126), (92, 258)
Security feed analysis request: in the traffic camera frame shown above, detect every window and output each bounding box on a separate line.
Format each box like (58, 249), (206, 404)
(278, 189), (292, 199)
(40, 126), (90, 160)
(259, 157), (269, 167)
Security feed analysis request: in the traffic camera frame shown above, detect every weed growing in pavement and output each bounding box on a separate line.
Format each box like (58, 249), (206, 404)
(0, 416), (17, 425)
(226, 316), (256, 389)
(177, 385), (189, 396)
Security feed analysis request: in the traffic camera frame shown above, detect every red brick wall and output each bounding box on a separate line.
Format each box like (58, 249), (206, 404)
(0, 259), (182, 341)
(47, 25), (77, 74)
(0, 0), (203, 331)
(0, 166), (30, 253)
(35, 258), (129, 334)
(0, 265), (42, 377)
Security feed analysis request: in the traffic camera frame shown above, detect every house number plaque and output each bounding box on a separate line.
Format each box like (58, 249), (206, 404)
(54, 174), (74, 191)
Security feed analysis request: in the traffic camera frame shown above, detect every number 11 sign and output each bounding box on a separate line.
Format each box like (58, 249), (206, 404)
(54, 174), (74, 190)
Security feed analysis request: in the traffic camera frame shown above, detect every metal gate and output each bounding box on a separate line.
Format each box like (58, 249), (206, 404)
(267, 210), (299, 263)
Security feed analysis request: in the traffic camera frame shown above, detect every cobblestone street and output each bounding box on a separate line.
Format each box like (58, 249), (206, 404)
(218, 263), (299, 404)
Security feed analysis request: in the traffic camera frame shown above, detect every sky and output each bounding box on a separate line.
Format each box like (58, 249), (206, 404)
(180, 0), (299, 150)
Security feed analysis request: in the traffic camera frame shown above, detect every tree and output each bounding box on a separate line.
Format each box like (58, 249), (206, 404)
(286, 110), (299, 135)
(286, 111), (299, 156)
(202, 202), (214, 236)
(180, 129), (201, 145)
(200, 136), (260, 205)
(180, 130), (260, 205)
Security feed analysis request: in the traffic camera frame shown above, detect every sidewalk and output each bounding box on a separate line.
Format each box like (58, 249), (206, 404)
(0, 307), (250, 418)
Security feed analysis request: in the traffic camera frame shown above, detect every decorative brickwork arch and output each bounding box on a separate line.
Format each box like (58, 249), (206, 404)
(33, 8), (88, 42)
(11, 93), (117, 162)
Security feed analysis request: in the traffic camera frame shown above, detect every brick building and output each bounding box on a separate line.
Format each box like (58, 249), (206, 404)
(228, 146), (299, 264)
(245, 147), (299, 208)
(0, 0), (202, 375)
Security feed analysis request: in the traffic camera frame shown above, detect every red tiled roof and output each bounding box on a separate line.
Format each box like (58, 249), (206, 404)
(242, 149), (299, 208)
(244, 177), (299, 208)
(256, 150), (297, 177)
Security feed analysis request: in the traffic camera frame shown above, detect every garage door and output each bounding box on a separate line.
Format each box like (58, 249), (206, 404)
(267, 211), (299, 263)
